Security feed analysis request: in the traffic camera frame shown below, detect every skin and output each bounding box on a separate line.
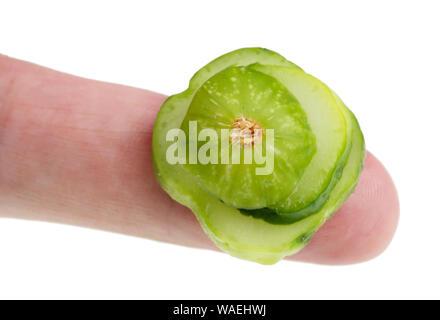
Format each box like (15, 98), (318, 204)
(0, 55), (399, 265)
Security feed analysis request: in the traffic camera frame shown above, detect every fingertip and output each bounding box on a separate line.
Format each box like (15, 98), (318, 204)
(291, 152), (399, 265)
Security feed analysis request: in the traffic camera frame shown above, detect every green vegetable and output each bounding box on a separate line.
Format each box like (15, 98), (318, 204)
(152, 48), (365, 264)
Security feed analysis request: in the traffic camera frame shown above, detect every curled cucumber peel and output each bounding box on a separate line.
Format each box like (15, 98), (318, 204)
(152, 48), (365, 264)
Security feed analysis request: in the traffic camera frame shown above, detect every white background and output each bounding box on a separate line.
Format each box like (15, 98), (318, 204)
(0, 0), (439, 299)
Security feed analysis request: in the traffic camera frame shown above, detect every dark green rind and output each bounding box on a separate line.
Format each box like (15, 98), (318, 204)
(325, 92), (366, 218)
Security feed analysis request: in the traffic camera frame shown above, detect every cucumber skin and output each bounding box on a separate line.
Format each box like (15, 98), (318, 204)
(152, 48), (365, 264)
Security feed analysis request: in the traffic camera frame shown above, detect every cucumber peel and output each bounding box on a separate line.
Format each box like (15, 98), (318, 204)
(152, 48), (365, 264)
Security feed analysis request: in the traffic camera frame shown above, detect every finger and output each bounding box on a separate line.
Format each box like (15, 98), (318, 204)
(0, 55), (399, 264)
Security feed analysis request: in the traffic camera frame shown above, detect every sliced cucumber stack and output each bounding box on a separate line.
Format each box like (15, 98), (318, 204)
(152, 48), (365, 264)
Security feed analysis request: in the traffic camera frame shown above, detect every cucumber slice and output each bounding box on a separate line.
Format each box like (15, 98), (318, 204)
(181, 65), (316, 209)
(152, 48), (365, 264)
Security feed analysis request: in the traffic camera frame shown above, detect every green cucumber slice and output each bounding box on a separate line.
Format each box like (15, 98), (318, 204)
(152, 48), (365, 264)
(181, 65), (316, 209)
